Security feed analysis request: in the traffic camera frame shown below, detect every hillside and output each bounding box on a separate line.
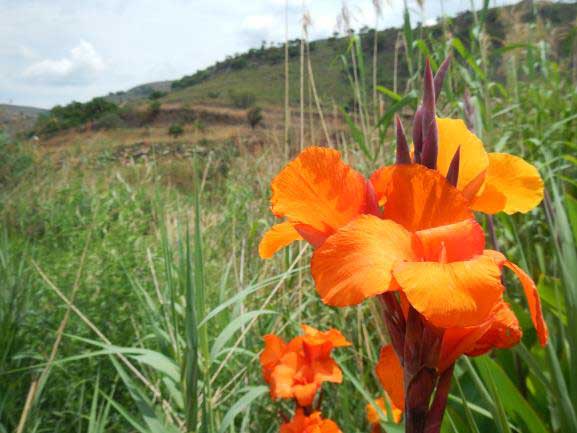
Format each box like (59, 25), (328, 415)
(7, 0), (576, 142)
(154, 0), (577, 108)
(0, 104), (47, 135)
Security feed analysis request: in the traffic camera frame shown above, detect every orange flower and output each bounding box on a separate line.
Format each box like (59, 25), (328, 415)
(259, 148), (547, 341)
(280, 409), (342, 433)
(260, 325), (351, 407)
(366, 397), (403, 427)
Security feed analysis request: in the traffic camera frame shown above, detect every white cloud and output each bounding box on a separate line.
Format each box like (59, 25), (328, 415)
(23, 40), (106, 85)
(241, 14), (279, 43)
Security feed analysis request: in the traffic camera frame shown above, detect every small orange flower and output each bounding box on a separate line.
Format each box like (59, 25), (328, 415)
(280, 409), (342, 433)
(260, 325), (351, 407)
(366, 397), (403, 429)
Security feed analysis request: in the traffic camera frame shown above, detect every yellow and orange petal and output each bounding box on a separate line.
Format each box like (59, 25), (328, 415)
(414, 218), (485, 262)
(366, 398), (403, 425)
(270, 146), (368, 237)
(370, 164), (472, 232)
(393, 255), (504, 328)
(311, 215), (417, 306)
(436, 118), (489, 197)
(375, 345), (405, 411)
(280, 410), (342, 433)
(259, 222), (303, 259)
(472, 153), (544, 215)
(301, 325), (351, 348)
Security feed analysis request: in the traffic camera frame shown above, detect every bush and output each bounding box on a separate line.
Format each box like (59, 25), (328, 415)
(34, 97), (119, 135)
(148, 90), (167, 100)
(246, 107), (263, 129)
(93, 112), (125, 130)
(207, 91), (220, 99)
(230, 91), (256, 109)
(168, 123), (184, 138)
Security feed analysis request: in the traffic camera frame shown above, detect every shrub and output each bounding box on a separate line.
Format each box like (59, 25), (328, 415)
(148, 90), (167, 100)
(34, 97), (119, 135)
(93, 112), (124, 130)
(246, 107), (263, 129)
(168, 123), (184, 138)
(230, 91), (256, 109)
(207, 91), (220, 99)
(146, 101), (161, 124)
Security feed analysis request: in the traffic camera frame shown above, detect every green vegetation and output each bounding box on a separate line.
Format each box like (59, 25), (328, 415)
(35, 97), (119, 135)
(1, 1), (577, 433)
(168, 123), (185, 138)
(246, 107), (263, 129)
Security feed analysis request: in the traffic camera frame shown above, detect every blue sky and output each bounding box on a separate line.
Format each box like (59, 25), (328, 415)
(0, 0), (512, 108)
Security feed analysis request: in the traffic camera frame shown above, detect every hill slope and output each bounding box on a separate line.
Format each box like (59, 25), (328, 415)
(156, 1), (577, 108)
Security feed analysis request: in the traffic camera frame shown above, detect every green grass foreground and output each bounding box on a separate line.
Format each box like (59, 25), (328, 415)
(2, 1), (577, 432)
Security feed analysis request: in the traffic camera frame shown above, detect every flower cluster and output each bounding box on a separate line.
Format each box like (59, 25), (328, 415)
(260, 325), (350, 432)
(259, 58), (548, 433)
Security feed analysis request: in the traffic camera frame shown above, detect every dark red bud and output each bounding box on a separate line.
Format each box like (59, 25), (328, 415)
(413, 107), (423, 164)
(433, 56), (451, 99)
(421, 58), (439, 170)
(395, 115), (412, 165)
(446, 146), (461, 187)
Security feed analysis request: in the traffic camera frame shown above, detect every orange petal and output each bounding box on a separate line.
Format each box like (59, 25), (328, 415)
(260, 334), (287, 382)
(259, 222), (303, 259)
(370, 164), (473, 232)
(301, 325), (351, 346)
(393, 255), (504, 328)
(311, 358), (343, 384)
(415, 218), (485, 262)
(436, 118), (489, 196)
(471, 153), (544, 214)
(484, 250), (548, 346)
(467, 301), (522, 357)
(503, 260), (548, 346)
(375, 345), (405, 411)
(270, 353), (298, 399)
(281, 410), (343, 433)
(439, 320), (493, 372)
(292, 382), (320, 407)
(311, 215), (416, 306)
(271, 146), (368, 236)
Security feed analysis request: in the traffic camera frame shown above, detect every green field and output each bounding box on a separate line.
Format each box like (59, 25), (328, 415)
(2, 1), (577, 433)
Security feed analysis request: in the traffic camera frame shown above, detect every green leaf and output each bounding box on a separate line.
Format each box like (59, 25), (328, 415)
(217, 386), (268, 433)
(474, 357), (550, 433)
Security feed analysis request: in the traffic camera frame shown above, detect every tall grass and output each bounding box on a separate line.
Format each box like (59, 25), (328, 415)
(1, 1), (576, 432)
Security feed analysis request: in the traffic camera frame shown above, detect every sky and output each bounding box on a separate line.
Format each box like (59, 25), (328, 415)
(0, 0), (513, 109)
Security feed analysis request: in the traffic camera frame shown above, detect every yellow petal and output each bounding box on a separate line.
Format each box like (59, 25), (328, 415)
(436, 118), (489, 196)
(472, 153), (544, 214)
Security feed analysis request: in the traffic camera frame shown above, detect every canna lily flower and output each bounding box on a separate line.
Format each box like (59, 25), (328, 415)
(404, 116), (544, 215)
(280, 409), (342, 433)
(258, 146), (547, 340)
(260, 325), (351, 407)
